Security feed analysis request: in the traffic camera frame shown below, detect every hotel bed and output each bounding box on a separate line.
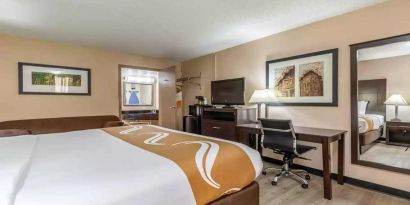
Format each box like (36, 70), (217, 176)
(0, 116), (262, 205)
(358, 114), (384, 153)
(358, 114), (384, 134)
(358, 79), (386, 153)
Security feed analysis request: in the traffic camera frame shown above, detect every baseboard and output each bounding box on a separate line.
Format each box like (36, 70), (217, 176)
(262, 156), (410, 199)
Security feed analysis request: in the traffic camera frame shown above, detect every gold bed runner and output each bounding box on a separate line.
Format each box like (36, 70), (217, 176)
(103, 125), (256, 205)
(359, 116), (374, 132)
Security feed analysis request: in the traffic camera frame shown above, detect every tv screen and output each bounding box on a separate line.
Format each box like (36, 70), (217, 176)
(211, 77), (245, 106)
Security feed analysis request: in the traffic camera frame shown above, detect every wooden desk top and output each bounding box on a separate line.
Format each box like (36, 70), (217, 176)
(237, 123), (347, 143)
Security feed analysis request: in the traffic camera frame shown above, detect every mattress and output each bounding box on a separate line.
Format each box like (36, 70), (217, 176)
(1, 125), (262, 205)
(358, 114), (384, 134)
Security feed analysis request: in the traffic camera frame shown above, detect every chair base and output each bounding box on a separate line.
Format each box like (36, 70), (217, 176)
(263, 162), (310, 189)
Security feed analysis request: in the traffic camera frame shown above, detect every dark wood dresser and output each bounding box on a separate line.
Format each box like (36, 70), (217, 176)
(386, 121), (410, 146)
(201, 107), (256, 142)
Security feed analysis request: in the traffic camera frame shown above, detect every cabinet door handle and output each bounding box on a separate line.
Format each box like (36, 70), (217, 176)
(212, 126), (221, 129)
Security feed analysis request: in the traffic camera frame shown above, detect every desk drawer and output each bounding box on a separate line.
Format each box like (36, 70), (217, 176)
(202, 120), (236, 141)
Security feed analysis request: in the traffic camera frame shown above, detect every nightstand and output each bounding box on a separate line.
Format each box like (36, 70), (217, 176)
(386, 121), (410, 146)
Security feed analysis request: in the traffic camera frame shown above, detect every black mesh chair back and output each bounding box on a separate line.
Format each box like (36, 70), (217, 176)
(259, 118), (298, 155)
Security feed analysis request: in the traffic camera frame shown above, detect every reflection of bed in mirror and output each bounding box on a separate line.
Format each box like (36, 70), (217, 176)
(358, 79), (386, 153)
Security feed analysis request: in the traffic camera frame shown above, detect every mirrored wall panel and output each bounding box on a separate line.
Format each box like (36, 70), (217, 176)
(123, 82), (154, 106)
(351, 34), (410, 174)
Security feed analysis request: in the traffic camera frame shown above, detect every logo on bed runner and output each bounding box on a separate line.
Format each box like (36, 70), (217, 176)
(104, 126), (257, 203)
(143, 132), (170, 145)
(173, 141), (221, 189)
(140, 132), (222, 189)
(119, 126), (143, 134)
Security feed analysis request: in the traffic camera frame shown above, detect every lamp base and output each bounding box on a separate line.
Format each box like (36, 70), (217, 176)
(390, 118), (401, 122)
(255, 104), (262, 120)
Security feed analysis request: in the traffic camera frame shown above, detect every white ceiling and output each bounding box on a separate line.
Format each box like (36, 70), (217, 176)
(0, 0), (384, 61)
(358, 41), (410, 61)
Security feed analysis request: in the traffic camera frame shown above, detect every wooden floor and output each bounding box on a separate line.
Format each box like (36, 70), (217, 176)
(360, 142), (410, 169)
(257, 162), (410, 205)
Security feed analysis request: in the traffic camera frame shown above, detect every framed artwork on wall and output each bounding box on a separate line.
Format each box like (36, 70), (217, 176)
(18, 62), (91, 95)
(266, 48), (338, 106)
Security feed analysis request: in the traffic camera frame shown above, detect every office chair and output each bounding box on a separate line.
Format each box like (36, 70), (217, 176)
(259, 118), (316, 189)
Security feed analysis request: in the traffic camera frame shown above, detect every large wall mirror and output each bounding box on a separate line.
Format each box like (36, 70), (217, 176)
(123, 82), (154, 106)
(351, 33), (410, 174)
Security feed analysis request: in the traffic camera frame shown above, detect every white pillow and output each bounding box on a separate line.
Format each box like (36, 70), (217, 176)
(358, 101), (368, 115)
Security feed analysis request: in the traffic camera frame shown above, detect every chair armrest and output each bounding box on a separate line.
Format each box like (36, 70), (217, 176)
(102, 121), (125, 128)
(0, 129), (31, 137)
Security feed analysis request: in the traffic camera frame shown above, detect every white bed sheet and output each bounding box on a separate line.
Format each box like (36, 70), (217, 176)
(358, 114), (384, 133)
(4, 127), (262, 205)
(14, 129), (196, 205)
(0, 135), (37, 205)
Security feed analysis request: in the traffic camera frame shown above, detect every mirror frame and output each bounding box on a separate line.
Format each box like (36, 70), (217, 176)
(350, 33), (410, 175)
(122, 82), (154, 106)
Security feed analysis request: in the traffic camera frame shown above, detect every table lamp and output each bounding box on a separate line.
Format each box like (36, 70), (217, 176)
(384, 94), (407, 121)
(249, 89), (276, 118)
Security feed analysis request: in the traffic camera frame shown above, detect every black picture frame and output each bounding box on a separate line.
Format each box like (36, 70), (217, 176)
(266, 48), (338, 106)
(18, 62), (91, 95)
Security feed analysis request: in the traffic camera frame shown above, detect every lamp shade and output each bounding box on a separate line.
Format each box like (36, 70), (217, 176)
(384, 94), (407, 105)
(249, 89), (276, 104)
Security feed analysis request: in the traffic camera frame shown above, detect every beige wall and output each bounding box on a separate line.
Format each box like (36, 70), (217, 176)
(358, 54), (410, 122)
(0, 34), (176, 122)
(181, 54), (216, 115)
(182, 0), (410, 191)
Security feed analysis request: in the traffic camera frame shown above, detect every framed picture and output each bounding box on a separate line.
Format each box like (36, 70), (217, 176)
(266, 49), (338, 106)
(123, 82), (154, 106)
(18, 62), (91, 95)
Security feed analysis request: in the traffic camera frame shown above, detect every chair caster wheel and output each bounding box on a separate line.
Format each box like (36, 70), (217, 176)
(271, 181), (277, 186)
(262, 171), (267, 175)
(305, 175), (310, 181)
(301, 184), (308, 189)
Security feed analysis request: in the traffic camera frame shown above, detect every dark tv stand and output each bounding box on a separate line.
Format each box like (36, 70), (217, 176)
(201, 107), (256, 141)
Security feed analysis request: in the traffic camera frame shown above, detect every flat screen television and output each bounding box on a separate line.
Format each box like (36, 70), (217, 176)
(211, 77), (245, 106)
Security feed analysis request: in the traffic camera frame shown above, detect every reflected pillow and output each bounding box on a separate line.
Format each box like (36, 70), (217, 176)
(358, 101), (368, 115)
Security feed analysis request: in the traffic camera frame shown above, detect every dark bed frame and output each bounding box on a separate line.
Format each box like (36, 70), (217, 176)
(357, 79), (386, 154)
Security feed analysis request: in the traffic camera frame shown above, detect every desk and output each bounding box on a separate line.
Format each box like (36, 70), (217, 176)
(236, 123), (346, 200)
